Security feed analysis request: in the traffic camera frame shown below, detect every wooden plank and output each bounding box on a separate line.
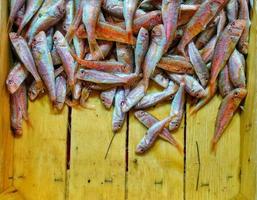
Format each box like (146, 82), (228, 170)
(0, 1), (14, 192)
(13, 96), (68, 200)
(68, 92), (126, 200)
(186, 96), (240, 199)
(240, 4), (257, 200)
(127, 84), (184, 200)
(0, 187), (24, 200)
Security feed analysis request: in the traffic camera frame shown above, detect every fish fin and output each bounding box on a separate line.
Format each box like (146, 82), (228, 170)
(81, 103), (96, 110)
(24, 116), (33, 129)
(211, 138), (218, 154)
(88, 39), (104, 60)
(189, 95), (213, 115)
(240, 106), (245, 111)
(174, 141), (184, 155)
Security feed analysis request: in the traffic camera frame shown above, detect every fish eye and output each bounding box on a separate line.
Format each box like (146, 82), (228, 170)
(7, 80), (13, 84)
(39, 13), (42, 17)
(234, 91), (239, 96)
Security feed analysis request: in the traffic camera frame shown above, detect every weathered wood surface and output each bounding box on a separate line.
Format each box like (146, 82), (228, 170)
(0, 187), (24, 200)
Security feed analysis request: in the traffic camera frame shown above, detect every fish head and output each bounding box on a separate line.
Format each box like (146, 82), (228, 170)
(232, 88), (247, 100)
(112, 121), (123, 132)
(9, 32), (20, 41)
(54, 1), (66, 18)
(6, 78), (18, 94)
(53, 31), (65, 45)
(135, 143), (146, 154)
(11, 127), (22, 136)
(139, 27), (149, 41)
(134, 110), (147, 119)
(229, 20), (246, 37)
(31, 31), (46, 49)
(151, 24), (165, 43)
(28, 84), (45, 101)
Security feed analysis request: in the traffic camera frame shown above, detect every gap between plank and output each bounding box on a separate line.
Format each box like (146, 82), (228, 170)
(183, 99), (187, 200)
(125, 112), (129, 200)
(66, 107), (72, 170)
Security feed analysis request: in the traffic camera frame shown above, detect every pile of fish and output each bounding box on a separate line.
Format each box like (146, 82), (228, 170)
(6, 0), (250, 154)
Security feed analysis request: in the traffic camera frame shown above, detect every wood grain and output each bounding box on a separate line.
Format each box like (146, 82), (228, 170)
(13, 96), (68, 200)
(186, 97), (240, 199)
(0, 1), (13, 193)
(127, 84), (184, 200)
(240, 4), (257, 199)
(68, 92), (126, 200)
(0, 187), (24, 200)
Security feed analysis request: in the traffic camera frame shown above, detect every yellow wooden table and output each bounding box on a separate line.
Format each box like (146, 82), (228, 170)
(1, 1), (257, 199)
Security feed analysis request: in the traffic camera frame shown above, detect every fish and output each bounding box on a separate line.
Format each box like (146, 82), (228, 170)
(73, 36), (87, 59)
(76, 69), (138, 85)
(218, 65), (234, 97)
(6, 62), (28, 94)
(46, 28), (54, 51)
(200, 35), (217, 63)
(31, 31), (56, 103)
(142, 24), (166, 91)
(195, 26), (216, 49)
(135, 81), (178, 109)
(135, 27), (149, 74)
(72, 81), (83, 101)
(72, 53), (130, 73)
(80, 87), (91, 108)
(209, 19), (246, 94)
(226, 0), (239, 22)
(9, 32), (43, 88)
(14, 5), (25, 27)
(62, 0), (74, 32)
(169, 74), (207, 98)
(26, 0), (65, 44)
(116, 43), (134, 72)
(122, 80), (146, 112)
(100, 88), (117, 109)
(228, 49), (246, 88)
(76, 22), (136, 45)
(53, 31), (77, 87)
(85, 41), (113, 61)
(169, 82), (186, 131)
(157, 55), (194, 74)
(151, 69), (170, 88)
(112, 87), (126, 132)
(238, 0), (250, 54)
(82, 0), (103, 56)
(51, 46), (62, 65)
(212, 88), (247, 150)
(55, 75), (67, 110)
(162, 0), (180, 51)
(123, 0), (139, 42)
(136, 115), (175, 154)
(17, 0), (44, 34)
(188, 42), (209, 87)
(134, 110), (182, 153)
(8, 0), (25, 31)
(177, 0), (228, 57)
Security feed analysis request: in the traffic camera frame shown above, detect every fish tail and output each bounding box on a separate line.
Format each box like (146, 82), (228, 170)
(174, 141), (184, 155)
(189, 96), (212, 115)
(7, 17), (14, 33)
(24, 116), (33, 130)
(89, 39), (104, 60)
(65, 25), (76, 43)
(211, 137), (218, 153)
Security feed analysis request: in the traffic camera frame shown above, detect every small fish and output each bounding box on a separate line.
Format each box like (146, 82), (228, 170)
(200, 35), (217, 63)
(195, 26), (216, 49)
(72, 53), (130, 73)
(169, 74), (207, 98)
(142, 24), (166, 91)
(135, 81), (178, 109)
(32, 31), (56, 103)
(157, 55), (194, 74)
(177, 0), (228, 57)
(26, 0), (65, 44)
(122, 80), (146, 112)
(116, 43), (134, 72)
(151, 69), (170, 88)
(136, 115), (175, 154)
(218, 65), (234, 97)
(28, 80), (45, 101)
(51, 46), (62, 65)
(55, 75), (67, 110)
(100, 87), (117, 109)
(8, 0), (25, 31)
(72, 81), (83, 101)
(216, 9), (227, 38)
(53, 31), (77, 87)
(9, 32), (43, 88)
(10, 85), (26, 135)
(17, 0), (44, 34)
(80, 87), (91, 108)
(14, 5), (25, 27)
(238, 0), (250, 54)
(226, 0), (239, 22)
(85, 41), (113, 61)
(188, 42), (209, 87)
(135, 27), (149, 74)
(134, 110), (182, 153)
(209, 20), (246, 94)
(123, 0), (139, 42)
(82, 0), (103, 56)
(162, 0), (180, 51)
(228, 49), (246, 88)
(46, 28), (54, 51)
(62, 0), (74, 32)
(76, 22), (136, 45)
(76, 69), (138, 85)
(73, 36), (87, 59)
(169, 82), (185, 131)
(178, 4), (200, 26)
(112, 87), (126, 132)
(6, 62), (28, 94)
(212, 88), (247, 150)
